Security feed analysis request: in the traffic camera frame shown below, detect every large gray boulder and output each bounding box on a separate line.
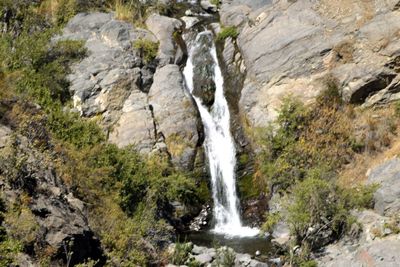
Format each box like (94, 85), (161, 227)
(219, 0), (400, 128)
(149, 64), (202, 170)
(318, 236), (400, 267)
(368, 158), (400, 216)
(108, 89), (155, 153)
(146, 14), (183, 67)
(58, 12), (156, 127)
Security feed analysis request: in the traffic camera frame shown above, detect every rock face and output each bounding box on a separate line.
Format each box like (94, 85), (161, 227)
(59, 13), (203, 171)
(0, 128), (104, 266)
(219, 0), (400, 128)
(319, 236), (400, 267)
(146, 14), (184, 67)
(149, 64), (203, 170)
(191, 33), (217, 107)
(317, 209), (400, 266)
(368, 158), (400, 216)
(168, 244), (269, 267)
(58, 12), (155, 126)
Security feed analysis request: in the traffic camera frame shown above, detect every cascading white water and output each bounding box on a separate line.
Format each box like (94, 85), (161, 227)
(183, 31), (259, 237)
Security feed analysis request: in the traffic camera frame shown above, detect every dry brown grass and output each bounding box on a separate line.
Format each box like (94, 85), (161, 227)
(339, 105), (400, 187)
(316, 0), (375, 28)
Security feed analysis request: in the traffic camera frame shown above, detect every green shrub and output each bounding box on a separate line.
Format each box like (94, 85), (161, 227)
(210, 0), (220, 7)
(134, 39), (159, 64)
(300, 260), (318, 267)
(48, 108), (105, 149)
(213, 247), (236, 267)
(342, 184), (378, 209)
(54, 0), (79, 26)
(262, 212), (281, 233)
(216, 26), (239, 42)
(170, 242), (192, 265)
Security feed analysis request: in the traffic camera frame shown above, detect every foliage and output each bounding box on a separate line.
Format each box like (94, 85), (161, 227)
(342, 184), (378, 209)
(0, 197), (25, 266)
(133, 38), (159, 64)
(262, 212), (281, 233)
(210, 0), (221, 7)
(114, 0), (183, 24)
(0, 2), (206, 265)
(286, 177), (346, 245)
(256, 83), (356, 192)
(216, 26), (239, 42)
(285, 174), (376, 251)
(48, 108), (105, 149)
(170, 242), (192, 265)
(300, 260), (318, 267)
(213, 247), (236, 267)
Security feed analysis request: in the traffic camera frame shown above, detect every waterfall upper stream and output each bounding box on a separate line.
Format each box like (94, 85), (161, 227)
(183, 31), (259, 238)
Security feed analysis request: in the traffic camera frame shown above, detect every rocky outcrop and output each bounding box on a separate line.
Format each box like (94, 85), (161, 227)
(149, 64), (203, 170)
(58, 13), (203, 171)
(317, 210), (400, 267)
(57, 12), (156, 126)
(0, 126), (104, 266)
(146, 14), (184, 66)
(319, 235), (400, 267)
(191, 33), (217, 107)
(368, 158), (400, 216)
(168, 243), (271, 266)
(220, 0), (400, 128)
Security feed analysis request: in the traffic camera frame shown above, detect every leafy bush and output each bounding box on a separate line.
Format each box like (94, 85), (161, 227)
(48, 108), (105, 149)
(213, 247), (236, 267)
(210, 0), (221, 7)
(134, 39), (159, 64)
(216, 26), (239, 42)
(256, 83), (356, 192)
(285, 174), (376, 252)
(286, 177), (346, 245)
(170, 242), (192, 265)
(262, 212), (281, 233)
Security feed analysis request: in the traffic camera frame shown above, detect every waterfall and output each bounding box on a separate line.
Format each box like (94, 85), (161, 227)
(183, 31), (259, 237)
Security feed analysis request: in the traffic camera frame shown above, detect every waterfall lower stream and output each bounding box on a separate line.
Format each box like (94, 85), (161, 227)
(183, 31), (259, 238)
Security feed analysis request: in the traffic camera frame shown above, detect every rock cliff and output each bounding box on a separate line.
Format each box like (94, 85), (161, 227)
(58, 12), (203, 171)
(220, 0), (400, 127)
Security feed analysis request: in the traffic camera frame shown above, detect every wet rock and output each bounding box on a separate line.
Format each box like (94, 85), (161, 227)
(191, 33), (216, 107)
(368, 158), (400, 216)
(181, 16), (200, 29)
(242, 194), (268, 227)
(190, 205), (211, 231)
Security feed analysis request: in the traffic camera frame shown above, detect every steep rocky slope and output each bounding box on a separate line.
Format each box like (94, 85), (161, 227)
(58, 12), (203, 171)
(220, 0), (400, 127)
